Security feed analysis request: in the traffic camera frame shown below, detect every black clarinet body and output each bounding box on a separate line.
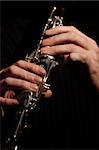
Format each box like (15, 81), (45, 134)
(6, 6), (64, 150)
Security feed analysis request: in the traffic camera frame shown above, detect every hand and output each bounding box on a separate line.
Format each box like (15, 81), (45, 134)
(41, 26), (99, 90)
(0, 60), (52, 105)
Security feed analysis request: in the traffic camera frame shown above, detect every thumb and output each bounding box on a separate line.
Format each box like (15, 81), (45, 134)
(0, 97), (19, 105)
(70, 52), (87, 63)
(42, 89), (52, 98)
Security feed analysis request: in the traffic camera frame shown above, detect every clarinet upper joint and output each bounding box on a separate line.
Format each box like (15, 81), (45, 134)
(6, 6), (64, 150)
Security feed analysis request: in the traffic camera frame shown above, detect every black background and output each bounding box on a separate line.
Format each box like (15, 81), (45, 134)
(1, 1), (99, 149)
(1, 1), (99, 39)
(1, 1), (99, 67)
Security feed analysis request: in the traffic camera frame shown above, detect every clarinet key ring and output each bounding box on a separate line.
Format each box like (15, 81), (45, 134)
(6, 6), (64, 150)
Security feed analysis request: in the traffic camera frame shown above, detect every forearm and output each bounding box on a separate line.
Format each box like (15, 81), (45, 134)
(87, 55), (99, 92)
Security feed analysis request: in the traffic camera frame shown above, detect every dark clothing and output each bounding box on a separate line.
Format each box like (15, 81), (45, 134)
(1, 1), (99, 149)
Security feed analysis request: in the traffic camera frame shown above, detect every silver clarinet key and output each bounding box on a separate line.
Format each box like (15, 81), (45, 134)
(6, 6), (64, 150)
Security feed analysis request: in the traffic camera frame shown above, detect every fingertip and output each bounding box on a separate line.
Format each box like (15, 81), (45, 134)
(43, 90), (52, 98)
(12, 99), (20, 105)
(38, 66), (46, 76)
(6, 98), (19, 105)
(0, 97), (19, 106)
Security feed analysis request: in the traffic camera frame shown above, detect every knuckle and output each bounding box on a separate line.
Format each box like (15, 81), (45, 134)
(9, 65), (16, 74)
(22, 81), (35, 91)
(69, 44), (74, 49)
(70, 31), (77, 40)
(32, 64), (37, 72)
(16, 60), (23, 66)
(32, 63), (37, 68)
(28, 74), (35, 82)
(34, 75), (42, 82)
(70, 26), (76, 31)
(24, 72), (28, 80)
(32, 74), (37, 81)
(36, 68), (42, 75)
(69, 44), (74, 48)
(25, 61), (31, 70)
(28, 62), (37, 72)
(22, 81), (29, 89)
(35, 65), (41, 73)
(29, 83), (34, 90)
(56, 26), (61, 30)
(4, 77), (10, 85)
(66, 44), (75, 52)
(91, 39), (97, 46)
(53, 36), (57, 43)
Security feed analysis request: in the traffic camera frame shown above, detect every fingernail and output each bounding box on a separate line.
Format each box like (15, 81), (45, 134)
(40, 68), (46, 75)
(31, 84), (38, 91)
(37, 77), (42, 83)
(42, 69), (46, 74)
(40, 48), (45, 54)
(35, 85), (39, 91)
(41, 40), (45, 46)
(15, 100), (19, 105)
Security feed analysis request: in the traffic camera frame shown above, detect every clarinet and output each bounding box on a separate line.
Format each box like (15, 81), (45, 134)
(6, 6), (64, 150)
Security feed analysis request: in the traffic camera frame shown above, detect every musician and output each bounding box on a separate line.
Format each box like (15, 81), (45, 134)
(1, 1), (99, 149)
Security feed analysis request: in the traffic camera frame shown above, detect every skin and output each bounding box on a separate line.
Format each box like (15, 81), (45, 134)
(41, 26), (99, 91)
(0, 60), (52, 105)
(0, 26), (99, 106)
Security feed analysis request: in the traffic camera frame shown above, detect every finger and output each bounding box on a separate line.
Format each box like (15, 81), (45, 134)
(0, 97), (19, 105)
(42, 32), (97, 50)
(4, 90), (15, 98)
(41, 44), (86, 56)
(69, 52), (87, 63)
(45, 26), (71, 36)
(45, 26), (84, 36)
(45, 26), (97, 47)
(63, 54), (70, 62)
(2, 77), (39, 92)
(15, 60), (46, 76)
(6, 65), (43, 84)
(0, 68), (7, 79)
(42, 89), (52, 98)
